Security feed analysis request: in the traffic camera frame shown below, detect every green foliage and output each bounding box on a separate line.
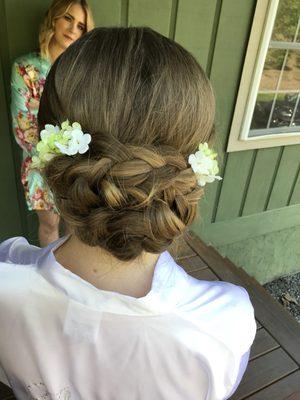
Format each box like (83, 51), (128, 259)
(265, 1), (300, 71)
(264, 49), (285, 70)
(272, 0), (300, 42)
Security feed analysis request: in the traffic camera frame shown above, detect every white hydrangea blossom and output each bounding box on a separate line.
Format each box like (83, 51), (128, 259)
(188, 143), (222, 187)
(32, 120), (91, 168)
(40, 124), (60, 142)
(55, 129), (91, 156)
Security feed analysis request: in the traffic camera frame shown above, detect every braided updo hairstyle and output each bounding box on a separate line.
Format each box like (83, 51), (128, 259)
(38, 27), (215, 261)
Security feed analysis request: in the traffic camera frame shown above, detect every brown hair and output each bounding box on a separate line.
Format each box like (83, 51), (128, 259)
(38, 27), (215, 261)
(39, 0), (94, 60)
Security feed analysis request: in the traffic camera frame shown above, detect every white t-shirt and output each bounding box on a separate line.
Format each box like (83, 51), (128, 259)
(0, 236), (256, 400)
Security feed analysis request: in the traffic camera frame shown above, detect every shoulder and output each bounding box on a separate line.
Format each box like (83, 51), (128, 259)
(178, 274), (256, 355)
(0, 238), (45, 333)
(0, 237), (46, 308)
(11, 52), (49, 78)
(13, 52), (41, 67)
(0, 237), (42, 266)
(189, 275), (254, 315)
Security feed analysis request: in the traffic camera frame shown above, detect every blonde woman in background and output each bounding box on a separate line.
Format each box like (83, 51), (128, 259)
(11, 0), (94, 246)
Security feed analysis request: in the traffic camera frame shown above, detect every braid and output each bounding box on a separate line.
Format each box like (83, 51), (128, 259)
(45, 144), (203, 260)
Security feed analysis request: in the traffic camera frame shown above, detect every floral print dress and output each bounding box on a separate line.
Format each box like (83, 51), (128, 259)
(11, 52), (55, 211)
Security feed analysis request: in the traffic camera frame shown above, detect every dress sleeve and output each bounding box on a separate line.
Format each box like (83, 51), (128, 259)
(10, 59), (40, 154)
(225, 350), (250, 399)
(178, 278), (257, 398)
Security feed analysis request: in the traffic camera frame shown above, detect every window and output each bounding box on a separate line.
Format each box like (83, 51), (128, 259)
(227, 0), (300, 152)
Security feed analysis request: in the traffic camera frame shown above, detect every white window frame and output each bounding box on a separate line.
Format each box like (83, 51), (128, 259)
(227, 0), (300, 152)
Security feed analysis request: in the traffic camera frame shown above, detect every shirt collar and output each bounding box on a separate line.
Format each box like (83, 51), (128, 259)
(38, 237), (189, 316)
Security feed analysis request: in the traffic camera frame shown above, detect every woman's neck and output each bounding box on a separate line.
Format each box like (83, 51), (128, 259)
(54, 234), (160, 298)
(48, 38), (64, 64)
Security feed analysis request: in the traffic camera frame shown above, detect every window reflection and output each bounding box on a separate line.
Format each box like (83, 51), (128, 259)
(279, 50), (300, 90)
(250, 92), (300, 133)
(270, 92), (298, 127)
(250, 93), (275, 130)
(249, 0), (300, 137)
(259, 49), (286, 91)
(271, 0), (300, 42)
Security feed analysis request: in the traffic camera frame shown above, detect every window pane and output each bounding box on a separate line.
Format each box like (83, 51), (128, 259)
(279, 50), (300, 90)
(259, 49), (286, 90)
(270, 92), (298, 127)
(250, 93), (275, 130)
(272, 0), (300, 42)
(291, 95), (300, 126)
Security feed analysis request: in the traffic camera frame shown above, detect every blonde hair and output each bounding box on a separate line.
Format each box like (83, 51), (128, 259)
(38, 27), (215, 261)
(39, 0), (94, 60)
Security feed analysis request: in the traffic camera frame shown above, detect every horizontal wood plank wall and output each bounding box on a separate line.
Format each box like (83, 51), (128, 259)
(199, 203), (300, 246)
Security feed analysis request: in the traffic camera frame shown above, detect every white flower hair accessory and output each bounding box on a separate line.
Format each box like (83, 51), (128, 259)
(31, 120), (91, 168)
(188, 142), (222, 187)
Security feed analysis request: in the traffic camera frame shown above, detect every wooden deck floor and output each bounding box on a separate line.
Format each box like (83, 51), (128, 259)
(1, 232), (300, 399)
(172, 232), (300, 399)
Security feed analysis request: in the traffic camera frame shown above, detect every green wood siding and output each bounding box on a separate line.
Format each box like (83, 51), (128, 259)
(242, 148), (281, 216)
(4, 0), (52, 61)
(215, 150), (254, 221)
(267, 146), (300, 210)
(174, 0), (219, 70)
(199, 0), (257, 224)
(0, 59), (23, 240)
(89, 0), (124, 26)
(128, 0), (173, 36)
(290, 167), (300, 205)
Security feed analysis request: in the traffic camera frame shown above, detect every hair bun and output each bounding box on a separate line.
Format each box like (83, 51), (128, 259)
(45, 143), (202, 260)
